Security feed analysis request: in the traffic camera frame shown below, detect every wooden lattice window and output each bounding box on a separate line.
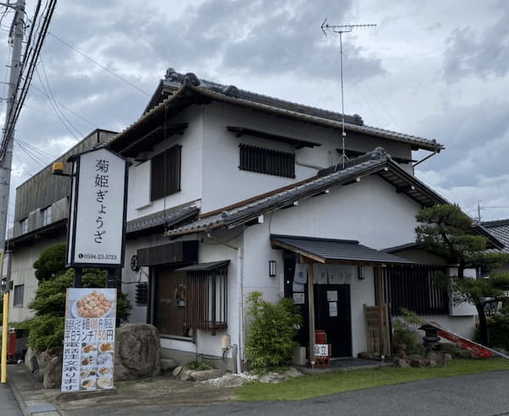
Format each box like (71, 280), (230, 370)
(379, 265), (449, 316)
(150, 145), (182, 201)
(185, 267), (228, 333)
(239, 144), (295, 178)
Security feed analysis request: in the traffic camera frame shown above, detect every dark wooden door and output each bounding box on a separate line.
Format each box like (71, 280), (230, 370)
(314, 284), (352, 357)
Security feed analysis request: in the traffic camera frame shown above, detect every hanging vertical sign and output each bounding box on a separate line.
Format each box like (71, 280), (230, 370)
(61, 288), (117, 392)
(66, 148), (128, 267)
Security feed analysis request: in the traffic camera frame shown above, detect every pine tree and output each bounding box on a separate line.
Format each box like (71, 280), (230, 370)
(416, 204), (509, 345)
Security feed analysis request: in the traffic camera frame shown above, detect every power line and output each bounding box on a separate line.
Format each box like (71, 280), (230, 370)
(35, 65), (82, 139)
(47, 30), (150, 97)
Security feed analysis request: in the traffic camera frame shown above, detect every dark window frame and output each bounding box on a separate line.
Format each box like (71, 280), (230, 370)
(13, 284), (24, 307)
(239, 144), (295, 178)
(150, 144), (182, 201)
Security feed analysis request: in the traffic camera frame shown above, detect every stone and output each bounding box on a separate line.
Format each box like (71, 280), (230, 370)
(24, 347), (39, 376)
(393, 358), (410, 368)
(172, 366), (184, 377)
(283, 367), (303, 378)
(179, 369), (193, 382)
(259, 372), (286, 384)
(114, 324), (161, 381)
(161, 358), (178, 372)
(203, 373), (248, 388)
(358, 352), (378, 360)
(42, 351), (63, 389)
(188, 369), (225, 382)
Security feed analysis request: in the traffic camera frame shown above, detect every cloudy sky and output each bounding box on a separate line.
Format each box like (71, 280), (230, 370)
(1, 0), (508, 224)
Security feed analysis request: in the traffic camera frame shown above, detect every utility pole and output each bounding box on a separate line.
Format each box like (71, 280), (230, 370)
(0, 0), (25, 263)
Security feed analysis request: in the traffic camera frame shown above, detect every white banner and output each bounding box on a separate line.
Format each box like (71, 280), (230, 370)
(61, 288), (117, 393)
(67, 148), (127, 267)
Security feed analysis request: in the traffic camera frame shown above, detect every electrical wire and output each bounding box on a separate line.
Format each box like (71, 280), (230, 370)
(35, 65), (82, 139)
(47, 30), (150, 97)
(1, 0), (57, 158)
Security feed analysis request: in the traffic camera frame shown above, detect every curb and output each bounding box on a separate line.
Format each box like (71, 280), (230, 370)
(8, 367), (61, 416)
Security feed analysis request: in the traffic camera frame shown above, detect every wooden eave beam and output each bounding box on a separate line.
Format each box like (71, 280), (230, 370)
(120, 122), (189, 157)
(227, 126), (321, 149)
(271, 240), (326, 263)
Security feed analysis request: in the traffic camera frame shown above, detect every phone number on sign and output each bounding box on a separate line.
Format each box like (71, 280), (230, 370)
(78, 253), (118, 260)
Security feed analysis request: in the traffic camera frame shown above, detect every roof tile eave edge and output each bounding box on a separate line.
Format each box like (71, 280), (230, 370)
(190, 86), (443, 152)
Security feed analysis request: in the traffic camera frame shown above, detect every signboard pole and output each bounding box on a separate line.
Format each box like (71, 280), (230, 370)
(74, 268), (82, 288)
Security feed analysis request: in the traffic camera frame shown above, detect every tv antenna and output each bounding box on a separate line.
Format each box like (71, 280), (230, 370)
(321, 20), (376, 168)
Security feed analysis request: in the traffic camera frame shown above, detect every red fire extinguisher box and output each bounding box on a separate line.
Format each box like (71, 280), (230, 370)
(7, 328), (16, 362)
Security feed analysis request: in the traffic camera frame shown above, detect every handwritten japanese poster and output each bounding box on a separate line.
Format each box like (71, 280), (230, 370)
(61, 288), (117, 393)
(67, 148), (127, 267)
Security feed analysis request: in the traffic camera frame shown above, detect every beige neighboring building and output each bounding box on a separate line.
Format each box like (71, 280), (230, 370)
(5, 129), (117, 323)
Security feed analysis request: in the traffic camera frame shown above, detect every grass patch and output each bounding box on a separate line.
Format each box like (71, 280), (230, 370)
(236, 359), (509, 401)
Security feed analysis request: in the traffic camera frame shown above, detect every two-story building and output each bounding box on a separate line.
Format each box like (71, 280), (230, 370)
(105, 69), (503, 370)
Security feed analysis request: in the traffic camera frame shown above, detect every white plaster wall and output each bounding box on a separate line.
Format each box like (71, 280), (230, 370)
(122, 233), (171, 323)
(126, 107), (204, 221)
(420, 315), (476, 339)
(9, 235), (65, 322)
(157, 234), (242, 360)
(271, 175), (421, 250)
(200, 102), (413, 213)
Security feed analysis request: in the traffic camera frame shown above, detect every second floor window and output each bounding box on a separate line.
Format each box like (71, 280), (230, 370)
(150, 145), (182, 201)
(20, 218), (28, 234)
(13, 284), (24, 307)
(239, 144), (295, 178)
(42, 205), (52, 226)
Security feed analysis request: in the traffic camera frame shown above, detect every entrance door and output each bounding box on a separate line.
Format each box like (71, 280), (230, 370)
(314, 284), (352, 358)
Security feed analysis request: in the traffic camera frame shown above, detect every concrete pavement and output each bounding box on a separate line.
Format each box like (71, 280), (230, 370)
(61, 371), (509, 416)
(0, 383), (22, 416)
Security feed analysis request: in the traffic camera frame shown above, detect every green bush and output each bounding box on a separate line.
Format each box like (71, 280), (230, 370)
(186, 360), (213, 371)
(33, 243), (67, 282)
(486, 314), (509, 350)
(26, 245), (131, 352)
(392, 311), (425, 356)
(245, 292), (302, 371)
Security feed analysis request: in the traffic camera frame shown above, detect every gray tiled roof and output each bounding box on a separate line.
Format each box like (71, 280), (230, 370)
(165, 147), (446, 237)
(126, 201), (199, 234)
(138, 69), (443, 153)
(271, 234), (414, 264)
(482, 219), (509, 253)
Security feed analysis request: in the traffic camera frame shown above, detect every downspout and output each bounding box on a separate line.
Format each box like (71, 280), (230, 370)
(205, 232), (244, 374)
(237, 245), (244, 374)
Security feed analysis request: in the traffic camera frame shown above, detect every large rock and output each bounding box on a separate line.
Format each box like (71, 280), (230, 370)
(44, 354), (63, 389)
(188, 369), (224, 382)
(114, 324), (160, 381)
(24, 347), (39, 376)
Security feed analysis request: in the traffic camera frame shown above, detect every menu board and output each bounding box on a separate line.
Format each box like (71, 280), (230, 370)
(61, 288), (116, 393)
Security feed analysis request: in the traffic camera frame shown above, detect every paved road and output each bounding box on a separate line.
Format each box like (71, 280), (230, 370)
(64, 371), (509, 416)
(0, 383), (22, 416)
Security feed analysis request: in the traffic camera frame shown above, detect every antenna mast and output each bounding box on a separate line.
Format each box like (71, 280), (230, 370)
(321, 20), (376, 168)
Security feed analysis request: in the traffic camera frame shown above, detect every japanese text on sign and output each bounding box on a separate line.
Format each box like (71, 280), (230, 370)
(61, 288), (117, 393)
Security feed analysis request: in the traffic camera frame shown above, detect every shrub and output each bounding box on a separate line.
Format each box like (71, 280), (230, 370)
(245, 292), (302, 371)
(33, 243), (67, 282)
(392, 309), (425, 356)
(186, 360), (213, 371)
(486, 314), (509, 350)
(27, 245), (131, 352)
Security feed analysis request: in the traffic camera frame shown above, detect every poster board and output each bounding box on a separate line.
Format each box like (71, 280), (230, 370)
(61, 288), (117, 392)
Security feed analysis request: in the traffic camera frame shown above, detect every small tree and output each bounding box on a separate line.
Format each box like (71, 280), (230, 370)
(27, 244), (131, 352)
(416, 204), (509, 344)
(33, 243), (66, 282)
(245, 292), (302, 371)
